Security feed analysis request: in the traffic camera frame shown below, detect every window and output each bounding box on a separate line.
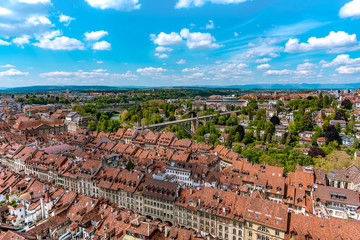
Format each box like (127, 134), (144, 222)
(275, 230), (279, 237)
(249, 223), (253, 228)
(249, 231), (252, 237)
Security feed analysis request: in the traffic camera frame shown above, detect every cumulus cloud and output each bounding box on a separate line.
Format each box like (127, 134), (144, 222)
(150, 32), (182, 46)
(176, 59), (186, 64)
(25, 15), (52, 26)
(40, 69), (138, 82)
(84, 0), (141, 11)
(59, 14), (75, 26)
(321, 54), (360, 68)
(0, 1), (54, 37)
(84, 31), (108, 41)
(0, 39), (11, 46)
(182, 67), (200, 72)
(154, 53), (168, 59)
(205, 20), (214, 29)
(257, 63), (271, 70)
(297, 62), (316, 70)
(136, 67), (167, 76)
(264, 69), (293, 75)
(12, 36), (30, 47)
(256, 58), (271, 63)
(265, 69), (314, 76)
(0, 64), (15, 68)
(336, 65), (360, 74)
(175, 0), (247, 9)
(34, 36), (85, 50)
(0, 7), (12, 15)
(92, 41), (111, 50)
(112, 71), (138, 80)
(237, 63), (247, 69)
(155, 46), (173, 52)
(40, 69), (110, 78)
(339, 0), (360, 18)
(0, 68), (28, 77)
(284, 31), (358, 53)
(180, 28), (222, 49)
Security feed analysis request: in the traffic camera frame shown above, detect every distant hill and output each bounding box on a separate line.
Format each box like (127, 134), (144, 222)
(0, 83), (359, 93)
(0, 85), (122, 93)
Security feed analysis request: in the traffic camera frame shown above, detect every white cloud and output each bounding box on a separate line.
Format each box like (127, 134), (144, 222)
(237, 63), (247, 69)
(154, 53), (168, 59)
(25, 15), (52, 26)
(34, 36), (85, 50)
(0, 64), (15, 68)
(176, 59), (186, 64)
(12, 36), (30, 47)
(284, 31), (358, 53)
(339, 0), (360, 18)
(150, 32), (182, 46)
(257, 63), (271, 70)
(59, 14), (75, 26)
(0, 39), (11, 46)
(336, 65), (360, 74)
(234, 32), (239, 37)
(0, 69), (28, 77)
(84, 0), (141, 11)
(38, 30), (61, 40)
(97, 61), (104, 64)
(182, 67), (200, 72)
(205, 20), (214, 29)
(17, 0), (51, 4)
(321, 54), (360, 67)
(180, 28), (222, 49)
(113, 71), (138, 81)
(256, 58), (271, 63)
(297, 62), (316, 70)
(0, 7), (12, 15)
(175, 0), (247, 9)
(40, 69), (110, 78)
(84, 31), (108, 41)
(136, 67), (167, 76)
(265, 69), (314, 76)
(265, 69), (293, 75)
(92, 41), (111, 50)
(155, 46), (173, 52)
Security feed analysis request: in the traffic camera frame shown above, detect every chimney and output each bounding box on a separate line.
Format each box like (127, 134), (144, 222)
(190, 189), (193, 195)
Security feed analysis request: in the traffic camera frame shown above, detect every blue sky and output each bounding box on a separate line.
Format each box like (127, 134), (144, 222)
(0, 0), (360, 87)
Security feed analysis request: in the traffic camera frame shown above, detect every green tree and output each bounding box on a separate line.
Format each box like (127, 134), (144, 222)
(353, 138), (359, 149)
(125, 160), (135, 170)
(88, 121), (97, 131)
(288, 121), (298, 135)
(301, 112), (313, 131)
(243, 131), (255, 145)
(121, 110), (130, 122)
